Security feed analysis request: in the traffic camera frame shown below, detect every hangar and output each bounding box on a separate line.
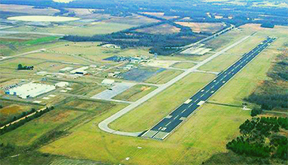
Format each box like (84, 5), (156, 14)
(5, 82), (56, 99)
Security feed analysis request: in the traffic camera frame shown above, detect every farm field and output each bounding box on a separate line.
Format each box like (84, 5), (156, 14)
(141, 12), (179, 20)
(113, 85), (157, 102)
(39, 25), (283, 165)
(0, 36), (61, 57)
(175, 22), (226, 34)
(136, 24), (180, 34)
(0, 4), (59, 15)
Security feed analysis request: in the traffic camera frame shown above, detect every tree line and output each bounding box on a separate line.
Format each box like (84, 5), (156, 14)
(0, 108), (36, 127)
(246, 53), (288, 111)
(227, 117), (288, 160)
(17, 64), (34, 70)
(0, 106), (55, 136)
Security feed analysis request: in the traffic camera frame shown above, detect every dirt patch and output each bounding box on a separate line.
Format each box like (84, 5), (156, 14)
(141, 86), (151, 91)
(0, 105), (22, 116)
(175, 22), (225, 33)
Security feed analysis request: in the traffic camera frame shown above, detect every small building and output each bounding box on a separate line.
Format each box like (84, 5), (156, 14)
(102, 79), (115, 86)
(55, 82), (69, 88)
(70, 66), (89, 75)
(59, 67), (73, 73)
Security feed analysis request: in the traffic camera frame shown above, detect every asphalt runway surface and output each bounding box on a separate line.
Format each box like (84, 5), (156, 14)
(144, 37), (276, 140)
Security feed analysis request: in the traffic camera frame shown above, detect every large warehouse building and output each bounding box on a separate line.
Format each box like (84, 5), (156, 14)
(5, 82), (56, 99)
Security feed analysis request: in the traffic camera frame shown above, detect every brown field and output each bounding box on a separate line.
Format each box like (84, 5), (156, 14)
(136, 24), (180, 34)
(175, 22), (226, 33)
(104, 14), (160, 25)
(25, 52), (90, 65)
(0, 4), (59, 15)
(142, 12), (179, 20)
(0, 105), (22, 116)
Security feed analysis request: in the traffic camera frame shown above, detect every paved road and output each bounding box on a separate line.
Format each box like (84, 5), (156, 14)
(98, 35), (252, 137)
(142, 37), (276, 140)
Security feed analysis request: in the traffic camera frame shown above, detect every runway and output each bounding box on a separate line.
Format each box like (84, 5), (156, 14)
(142, 37), (276, 140)
(98, 35), (252, 137)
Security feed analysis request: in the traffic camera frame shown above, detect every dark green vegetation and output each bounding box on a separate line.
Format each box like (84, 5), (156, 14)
(227, 117), (288, 160)
(246, 51), (288, 110)
(0, 106), (54, 135)
(261, 23), (275, 29)
(62, 19), (207, 55)
(17, 64), (34, 70)
(251, 107), (263, 117)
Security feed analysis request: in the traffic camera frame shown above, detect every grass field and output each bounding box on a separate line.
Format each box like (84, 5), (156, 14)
(110, 72), (215, 132)
(63, 99), (115, 112)
(112, 85), (157, 102)
(38, 25), (286, 165)
(171, 62), (196, 69)
(0, 57), (45, 69)
(175, 22), (226, 34)
(136, 24), (180, 34)
(49, 42), (152, 63)
(25, 52), (90, 65)
(199, 34), (266, 72)
(0, 4), (59, 15)
(0, 108), (84, 146)
(144, 70), (183, 84)
(7, 22), (134, 36)
(0, 104), (40, 125)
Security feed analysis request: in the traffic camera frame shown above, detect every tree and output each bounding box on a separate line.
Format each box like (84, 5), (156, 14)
(17, 64), (23, 70)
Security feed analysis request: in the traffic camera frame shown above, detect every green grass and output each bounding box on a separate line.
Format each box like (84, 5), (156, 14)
(171, 62), (196, 69)
(113, 85), (157, 102)
(145, 70), (183, 84)
(0, 57), (45, 69)
(111, 72), (216, 132)
(24, 36), (59, 45)
(38, 25), (286, 165)
(0, 108), (84, 146)
(199, 34), (266, 72)
(7, 23), (134, 36)
(49, 42), (152, 63)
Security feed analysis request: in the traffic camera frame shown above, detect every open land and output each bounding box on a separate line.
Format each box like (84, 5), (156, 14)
(38, 25), (288, 165)
(0, 1), (287, 164)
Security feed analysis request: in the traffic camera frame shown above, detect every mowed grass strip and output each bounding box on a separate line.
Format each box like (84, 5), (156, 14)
(199, 34), (266, 72)
(144, 70), (183, 84)
(112, 85), (157, 102)
(110, 72), (216, 132)
(171, 62), (196, 69)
